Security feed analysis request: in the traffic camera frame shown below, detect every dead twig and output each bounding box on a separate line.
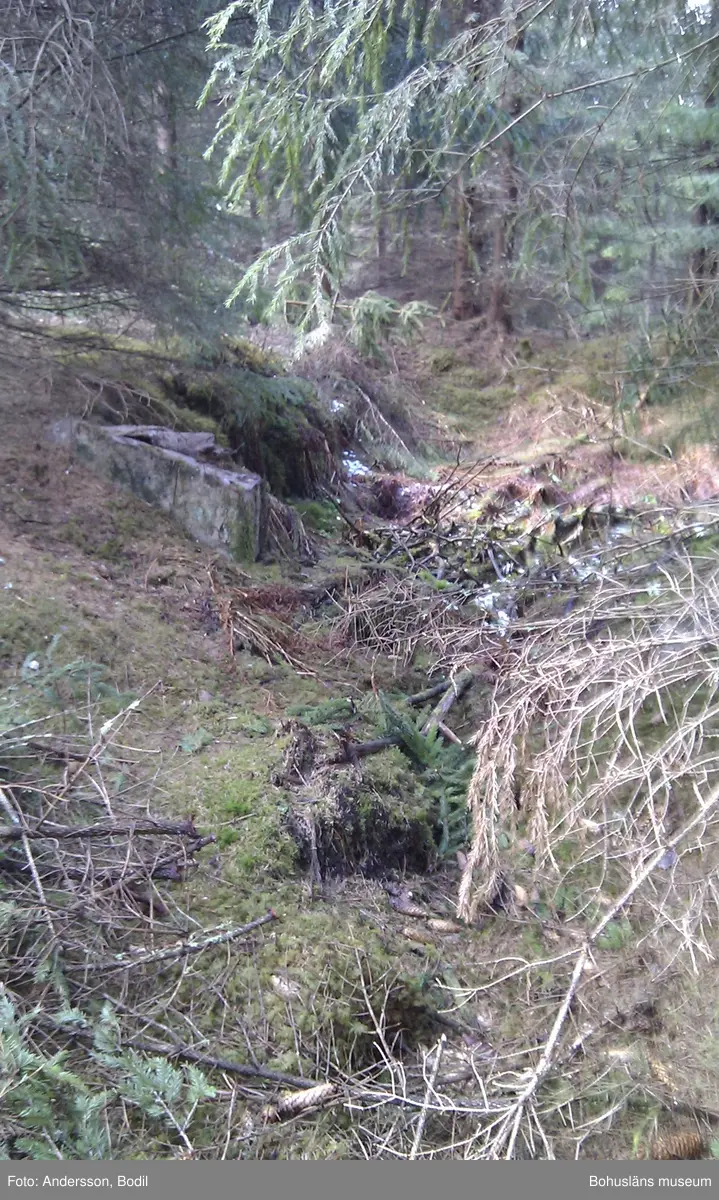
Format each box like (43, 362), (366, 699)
(0, 817), (201, 842)
(409, 1034), (447, 1160)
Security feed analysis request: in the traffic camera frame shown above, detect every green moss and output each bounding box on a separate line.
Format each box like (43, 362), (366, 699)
(291, 500), (342, 534)
(94, 537), (127, 562)
(428, 379), (516, 422)
(164, 367), (340, 498)
(56, 496), (166, 561)
(229, 506), (260, 563)
(361, 745), (419, 795)
(222, 336), (284, 377)
(291, 771), (436, 880)
(172, 894), (443, 1088)
(184, 743), (298, 884)
(216, 828), (240, 848)
(450, 365), (504, 390)
(0, 598), (71, 667)
(428, 349), (458, 374)
(50, 327), (343, 497)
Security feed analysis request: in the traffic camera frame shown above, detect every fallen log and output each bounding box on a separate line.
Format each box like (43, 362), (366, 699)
(421, 671), (474, 735)
(406, 680), (450, 707)
(329, 735), (401, 764)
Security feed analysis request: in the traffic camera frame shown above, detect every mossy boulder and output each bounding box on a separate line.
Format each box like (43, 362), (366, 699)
(167, 368), (342, 499)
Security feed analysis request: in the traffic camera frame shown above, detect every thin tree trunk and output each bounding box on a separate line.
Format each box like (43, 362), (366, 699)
(376, 185), (388, 289)
(488, 175), (512, 330)
(452, 177), (475, 319)
(689, 167), (719, 307)
(689, 6), (719, 308)
(155, 80), (178, 223)
(487, 12), (524, 333)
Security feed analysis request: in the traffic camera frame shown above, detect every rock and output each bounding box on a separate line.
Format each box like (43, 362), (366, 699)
(109, 426), (219, 457)
(53, 419), (266, 562)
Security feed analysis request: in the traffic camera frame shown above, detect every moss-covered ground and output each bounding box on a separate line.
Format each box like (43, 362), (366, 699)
(2, 328), (719, 1159)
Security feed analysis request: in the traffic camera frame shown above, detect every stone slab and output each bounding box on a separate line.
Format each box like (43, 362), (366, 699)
(52, 419), (266, 562)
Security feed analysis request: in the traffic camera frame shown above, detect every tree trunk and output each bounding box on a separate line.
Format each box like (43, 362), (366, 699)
(689, 160), (719, 307)
(452, 177), (474, 319)
(488, 163), (514, 331)
(376, 186), (389, 289)
(154, 80), (178, 224)
(689, 5), (719, 308)
(487, 11), (525, 333)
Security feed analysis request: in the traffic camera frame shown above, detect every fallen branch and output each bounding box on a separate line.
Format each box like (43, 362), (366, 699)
(329, 735), (401, 764)
(56, 689), (158, 801)
(409, 1034), (447, 1160)
(436, 721), (463, 746)
(0, 786), (56, 938)
(24, 738), (91, 762)
(142, 1040), (317, 1092)
(77, 909), (278, 973)
(406, 680), (450, 707)
(0, 817), (200, 842)
(38, 1011), (316, 1092)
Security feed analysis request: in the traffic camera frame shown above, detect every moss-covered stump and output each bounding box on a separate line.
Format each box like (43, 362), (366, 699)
(166, 368), (342, 499)
(59, 419), (266, 562)
(288, 780), (435, 878)
(269, 722), (439, 878)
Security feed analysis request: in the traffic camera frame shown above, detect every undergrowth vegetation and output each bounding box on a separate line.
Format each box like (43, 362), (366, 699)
(3, 330), (719, 1161)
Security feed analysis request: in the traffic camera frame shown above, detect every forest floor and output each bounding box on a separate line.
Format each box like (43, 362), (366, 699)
(2, 322), (719, 1161)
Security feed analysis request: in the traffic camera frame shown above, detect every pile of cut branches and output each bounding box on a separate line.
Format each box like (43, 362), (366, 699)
(428, 550), (719, 1156)
(0, 691), (211, 976)
(332, 477), (719, 666)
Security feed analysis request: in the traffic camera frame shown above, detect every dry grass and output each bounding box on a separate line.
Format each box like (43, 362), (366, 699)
(331, 576), (488, 668)
(325, 521), (719, 1159)
(459, 552), (719, 921)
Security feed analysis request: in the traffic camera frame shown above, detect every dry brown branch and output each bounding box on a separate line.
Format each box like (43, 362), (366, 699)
(329, 735), (400, 764)
(407, 680), (450, 706)
(442, 553), (719, 1157)
(331, 576), (489, 666)
(0, 785), (56, 938)
(39, 1010), (317, 1092)
(459, 555), (719, 918)
(210, 570), (316, 673)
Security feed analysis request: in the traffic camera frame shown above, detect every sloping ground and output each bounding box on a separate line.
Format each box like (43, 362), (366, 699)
(387, 321), (719, 509)
(2, 333), (719, 1161)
